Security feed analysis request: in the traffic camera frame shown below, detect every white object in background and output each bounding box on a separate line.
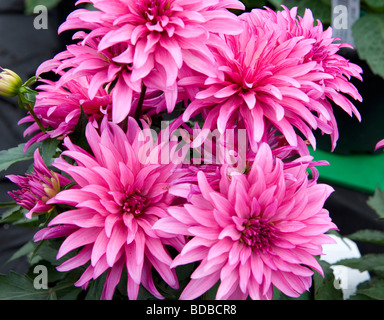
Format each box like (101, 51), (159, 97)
(321, 234), (370, 299)
(331, 0), (360, 46)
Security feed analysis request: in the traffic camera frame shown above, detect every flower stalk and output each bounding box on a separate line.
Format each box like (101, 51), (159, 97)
(17, 84), (46, 133)
(135, 82), (147, 122)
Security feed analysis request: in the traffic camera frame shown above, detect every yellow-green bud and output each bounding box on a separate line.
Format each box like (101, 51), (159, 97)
(0, 68), (22, 97)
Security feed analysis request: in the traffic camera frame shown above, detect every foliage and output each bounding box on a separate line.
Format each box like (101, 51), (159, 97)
(24, 0), (62, 14)
(334, 188), (384, 300)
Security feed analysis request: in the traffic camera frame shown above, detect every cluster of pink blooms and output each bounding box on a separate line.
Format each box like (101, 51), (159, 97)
(8, 1), (362, 300)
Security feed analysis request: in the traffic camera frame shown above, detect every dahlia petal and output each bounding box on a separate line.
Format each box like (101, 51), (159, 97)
(247, 276), (262, 300)
(241, 91), (256, 109)
(228, 241), (243, 265)
(127, 275), (141, 300)
(160, 36), (183, 68)
(207, 238), (232, 260)
(216, 271), (239, 300)
(57, 227), (100, 259)
(238, 262), (251, 293)
(153, 217), (192, 235)
(134, 229), (146, 266)
(155, 47), (179, 87)
(191, 256), (226, 279)
(34, 225), (78, 242)
(57, 245), (92, 272)
(112, 76), (133, 124)
(376, 139), (384, 151)
(271, 270), (301, 298)
(250, 253), (264, 284)
(209, 192), (234, 216)
(188, 226), (220, 240)
(184, 204), (216, 227)
(101, 257), (125, 300)
(147, 251), (178, 289)
(179, 272), (220, 300)
(166, 206), (197, 225)
(112, 46), (134, 64)
(182, 49), (218, 78)
(141, 263), (164, 300)
(104, 214), (121, 238)
(125, 243), (143, 284)
(172, 246), (209, 268)
(91, 230), (109, 266)
(217, 96), (241, 134)
(74, 264), (94, 289)
(49, 189), (98, 207)
(49, 208), (104, 228)
(145, 237), (173, 265)
(133, 38), (151, 69)
(219, 224), (241, 241)
(131, 54), (155, 82)
(214, 84), (239, 99)
(106, 222), (127, 267)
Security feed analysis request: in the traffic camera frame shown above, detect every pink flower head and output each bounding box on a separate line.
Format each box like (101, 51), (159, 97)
(39, 0), (245, 124)
(19, 76), (112, 150)
(37, 36), (141, 125)
(7, 149), (72, 219)
(34, 119), (186, 300)
(154, 143), (337, 300)
(245, 6), (363, 149)
(181, 7), (362, 151)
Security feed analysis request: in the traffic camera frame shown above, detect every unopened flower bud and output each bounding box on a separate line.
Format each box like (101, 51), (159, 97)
(0, 68), (22, 97)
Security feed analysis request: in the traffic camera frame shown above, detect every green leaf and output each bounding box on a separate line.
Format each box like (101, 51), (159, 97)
(367, 186), (384, 219)
(273, 286), (312, 300)
(347, 229), (384, 246)
(1, 206), (26, 224)
(268, 0), (285, 9)
(39, 138), (60, 166)
(25, 0), (62, 14)
(355, 279), (384, 300)
(5, 241), (35, 265)
(313, 260), (343, 300)
(0, 143), (35, 172)
(364, 0), (384, 11)
(336, 254), (384, 273)
(353, 13), (384, 79)
(284, 0), (332, 25)
(0, 202), (17, 208)
(31, 239), (75, 267)
(84, 272), (107, 300)
(0, 271), (52, 300)
(23, 76), (40, 88)
(70, 106), (90, 151)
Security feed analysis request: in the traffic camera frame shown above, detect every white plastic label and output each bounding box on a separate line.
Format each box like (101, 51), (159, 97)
(331, 0), (360, 46)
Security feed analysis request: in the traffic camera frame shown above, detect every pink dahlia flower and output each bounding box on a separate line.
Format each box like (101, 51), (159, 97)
(245, 6), (363, 149)
(37, 35), (142, 124)
(19, 76), (112, 150)
(154, 143), (337, 300)
(34, 119), (186, 299)
(7, 149), (72, 219)
(181, 7), (362, 151)
(39, 0), (245, 123)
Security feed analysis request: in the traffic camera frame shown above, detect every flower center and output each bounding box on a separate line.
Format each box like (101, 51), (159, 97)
(241, 218), (276, 252)
(141, 0), (172, 21)
(122, 189), (147, 217)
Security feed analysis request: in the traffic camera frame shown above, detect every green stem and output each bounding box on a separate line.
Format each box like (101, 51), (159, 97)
(135, 83), (147, 122)
(25, 103), (46, 133)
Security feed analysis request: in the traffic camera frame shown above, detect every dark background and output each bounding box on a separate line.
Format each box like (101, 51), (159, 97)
(0, 0), (383, 276)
